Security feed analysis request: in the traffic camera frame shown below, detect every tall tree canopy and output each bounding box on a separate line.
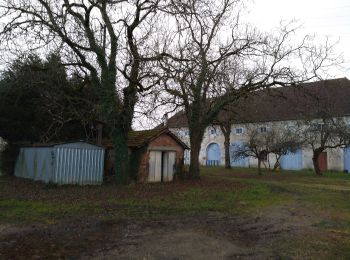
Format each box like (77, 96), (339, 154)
(0, 0), (166, 183)
(0, 53), (98, 143)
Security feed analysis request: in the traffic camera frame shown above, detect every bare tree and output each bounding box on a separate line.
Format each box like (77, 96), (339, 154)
(233, 125), (302, 175)
(268, 126), (303, 171)
(216, 106), (237, 169)
(158, 0), (336, 178)
(232, 128), (270, 175)
(302, 111), (350, 175)
(0, 0), (165, 183)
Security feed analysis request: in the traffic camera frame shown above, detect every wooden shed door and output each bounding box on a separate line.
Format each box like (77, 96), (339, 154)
(149, 151), (162, 182)
(318, 152), (328, 172)
(162, 152), (176, 182)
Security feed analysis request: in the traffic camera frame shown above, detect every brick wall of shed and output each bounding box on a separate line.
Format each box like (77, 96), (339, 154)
(136, 133), (185, 183)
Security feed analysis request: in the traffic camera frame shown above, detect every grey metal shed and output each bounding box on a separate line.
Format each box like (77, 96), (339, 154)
(14, 141), (105, 185)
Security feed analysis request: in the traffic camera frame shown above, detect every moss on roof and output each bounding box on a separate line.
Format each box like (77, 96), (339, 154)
(103, 127), (189, 149)
(127, 128), (165, 148)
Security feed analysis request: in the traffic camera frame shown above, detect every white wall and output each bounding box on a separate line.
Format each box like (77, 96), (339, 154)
(170, 117), (350, 171)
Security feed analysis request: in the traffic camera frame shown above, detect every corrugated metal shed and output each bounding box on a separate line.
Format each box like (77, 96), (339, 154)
(15, 141), (105, 185)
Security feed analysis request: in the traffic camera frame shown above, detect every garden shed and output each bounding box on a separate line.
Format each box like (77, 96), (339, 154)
(104, 127), (189, 183)
(14, 141), (105, 185)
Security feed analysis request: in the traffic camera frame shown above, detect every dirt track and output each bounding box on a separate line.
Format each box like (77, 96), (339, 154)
(0, 204), (313, 259)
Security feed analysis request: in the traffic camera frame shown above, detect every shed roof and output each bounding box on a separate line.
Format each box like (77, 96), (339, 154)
(23, 140), (103, 149)
(104, 128), (190, 149)
(167, 78), (350, 128)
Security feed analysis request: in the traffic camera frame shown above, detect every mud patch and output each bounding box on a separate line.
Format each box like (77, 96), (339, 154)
(0, 206), (311, 259)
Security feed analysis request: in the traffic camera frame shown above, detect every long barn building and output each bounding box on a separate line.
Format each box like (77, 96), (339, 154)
(166, 78), (350, 172)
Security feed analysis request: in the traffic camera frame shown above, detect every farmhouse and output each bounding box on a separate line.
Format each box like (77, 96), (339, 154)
(167, 78), (350, 172)
(104, 127), (189, 183)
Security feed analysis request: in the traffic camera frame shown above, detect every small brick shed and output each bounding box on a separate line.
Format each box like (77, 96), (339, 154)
(104, 128), (189, 183)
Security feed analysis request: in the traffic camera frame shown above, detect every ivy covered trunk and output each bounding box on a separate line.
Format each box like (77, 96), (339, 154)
(111, 126), (130, 184)
(98, 71), (135, 184)
(189, 141), (201, 179)
(223, 130), (231, 169)
(189, 127), (204, 179)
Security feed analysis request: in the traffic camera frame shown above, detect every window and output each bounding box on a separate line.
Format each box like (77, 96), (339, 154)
(258, 126), (268, 133)
(285, 124), (296, 131)
(235, 128), (244, 135)
(209, 127), (217, 135)
(311, 123), (325, 131)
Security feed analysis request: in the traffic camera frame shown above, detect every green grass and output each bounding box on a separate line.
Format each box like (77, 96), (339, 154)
(144, 183), (283, 215)
(1, 167), (350, 225)
(85, 182), (284, 221)
(0, 199), (95, 224)
(0, 172), (286, 223)
(2, 167), (350, 258)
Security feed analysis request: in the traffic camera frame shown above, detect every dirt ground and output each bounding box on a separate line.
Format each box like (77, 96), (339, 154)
(1, 170), (350, 259)
(0, 203), (314, 259)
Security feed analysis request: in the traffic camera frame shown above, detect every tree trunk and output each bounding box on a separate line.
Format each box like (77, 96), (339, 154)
(99, 72), (134, 184)
(223, 129), (231, 169)
(312, 151), (322, 176)
(111, 126), (130, 184)
(257, 159), (262, 175)
(272, 154), (281, 171)
(189, 130), (204, 179)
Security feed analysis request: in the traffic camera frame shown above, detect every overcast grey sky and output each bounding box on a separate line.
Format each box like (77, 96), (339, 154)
(244, 0), (350, 78)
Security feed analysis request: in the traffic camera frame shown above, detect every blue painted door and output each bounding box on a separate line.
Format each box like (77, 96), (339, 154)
(344, 147), (350, 172)
(280, 149), (303, 170)
(207, 143), (221, 166)
(230, 142), (248, 167)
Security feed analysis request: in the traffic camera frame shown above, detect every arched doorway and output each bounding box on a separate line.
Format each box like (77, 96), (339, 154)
(206, 143), (221, 166)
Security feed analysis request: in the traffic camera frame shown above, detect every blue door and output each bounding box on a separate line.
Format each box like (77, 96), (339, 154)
(230, 142), (249, 167)
(207, 143), (221, 166)
(280, 149), (303, 170)
(344, 147), (350, 172)
(184, 150), (190, 165)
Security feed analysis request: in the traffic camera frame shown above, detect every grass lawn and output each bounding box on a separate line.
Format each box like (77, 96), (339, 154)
(1, 167), (350, 258)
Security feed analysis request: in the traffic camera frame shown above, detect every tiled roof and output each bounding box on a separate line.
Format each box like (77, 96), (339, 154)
(167, 78), (350, 128)
(128, 128), (165, 147)
(103, 127), (189, 149)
